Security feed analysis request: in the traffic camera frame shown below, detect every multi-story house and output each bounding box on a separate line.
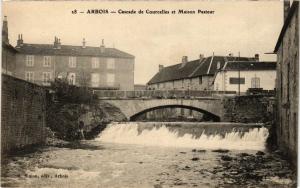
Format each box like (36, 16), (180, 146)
(2, 16), (17, 76)
(14, 36), (135, 90)
(274, 1), (298, 165)
(147, 54), (262, 92)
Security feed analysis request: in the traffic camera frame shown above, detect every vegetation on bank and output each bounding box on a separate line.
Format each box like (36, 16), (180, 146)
(46, 78), (126, 141)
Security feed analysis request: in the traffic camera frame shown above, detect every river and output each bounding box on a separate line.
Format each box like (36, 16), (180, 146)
(1, 122), (296, 187)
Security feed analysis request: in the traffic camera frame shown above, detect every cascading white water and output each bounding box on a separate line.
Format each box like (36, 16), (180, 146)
(97, 122), (269, 150)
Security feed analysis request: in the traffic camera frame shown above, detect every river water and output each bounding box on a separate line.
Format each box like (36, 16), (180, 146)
(1, 122), (296, 188)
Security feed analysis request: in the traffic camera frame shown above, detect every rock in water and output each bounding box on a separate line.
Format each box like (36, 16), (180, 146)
(256, 151), (265, 156)
(212, 149), (230, 153)
(191, 157), (200, 161)
(221, 155), (233, 161)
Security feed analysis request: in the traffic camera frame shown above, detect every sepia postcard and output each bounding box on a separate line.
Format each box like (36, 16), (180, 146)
(1, 1), (299, 187)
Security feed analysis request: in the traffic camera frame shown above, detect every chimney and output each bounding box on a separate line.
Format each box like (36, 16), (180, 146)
(2, 16), (9, 43)
(159, 64), (164, 71)
(57, 38), (61, 49)
(254, 54), (259, 61)
(284, 1), (290, 21)
(53, 37), (61, 49)
(53, 36), (58, 48)
(199, 54), (204, 60)
(82, 38), (86, 48)
(100, 39), (105, 53)
(182, 56), (188, 64)
(16, 34), (23, 47)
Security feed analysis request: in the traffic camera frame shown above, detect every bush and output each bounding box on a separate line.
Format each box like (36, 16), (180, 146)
(50, 78), (97, 104)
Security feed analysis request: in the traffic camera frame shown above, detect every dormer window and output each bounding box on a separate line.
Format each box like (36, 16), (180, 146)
(69, 56), (76, 68)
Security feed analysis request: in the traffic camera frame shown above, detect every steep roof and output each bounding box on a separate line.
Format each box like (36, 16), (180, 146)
(148, 59), (200, 84)
(15, 43), (135, 59)
(147, 55), (255, 84)
(2, 42), (17, 53)
(224, 61), (276, 71)
(274, 1), (299, 52)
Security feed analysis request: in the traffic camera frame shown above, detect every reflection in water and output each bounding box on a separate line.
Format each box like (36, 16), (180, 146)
(1, 122), (295, 188)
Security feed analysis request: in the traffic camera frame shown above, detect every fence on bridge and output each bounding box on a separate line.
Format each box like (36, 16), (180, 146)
(93, 90), (236, 99)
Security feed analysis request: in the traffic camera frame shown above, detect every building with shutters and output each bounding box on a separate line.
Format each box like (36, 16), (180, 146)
(147, 54), (275, 93)
(13, 35), (135, 90)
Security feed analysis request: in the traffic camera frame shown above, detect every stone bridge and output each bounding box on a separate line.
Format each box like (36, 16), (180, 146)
(102, 98), (223, 121)
(94, 90), (233, 121)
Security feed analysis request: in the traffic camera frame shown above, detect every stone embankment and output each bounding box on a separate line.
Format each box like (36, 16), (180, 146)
(46, 100), (126, 141)
(223, 95), (275, 123)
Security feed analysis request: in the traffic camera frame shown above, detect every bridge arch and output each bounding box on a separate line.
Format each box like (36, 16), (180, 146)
(100, 98), (223, 121)
(129, 104), (220, 122)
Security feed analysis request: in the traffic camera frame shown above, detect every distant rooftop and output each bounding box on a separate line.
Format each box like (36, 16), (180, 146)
(147, 55), (258, 84)
(16, 43), (135, 59)
(224, 61), (276, 71)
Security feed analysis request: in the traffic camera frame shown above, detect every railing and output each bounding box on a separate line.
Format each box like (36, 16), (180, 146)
(90, 83), (120, 90)
(94, 90), (236, 99)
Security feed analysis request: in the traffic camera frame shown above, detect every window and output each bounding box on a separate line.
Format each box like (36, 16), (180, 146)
(229, 77), (245, 84)
(26, 55), (34, 67)
(43, 56), (51, 67)
(68, 73), (76, 85)
(251, 77), (260, 88)
(107, 73), (115, 86)
(69, 57), (76, 68)
(199, 76), (203, 85)
(25, 71), (34, 81)
(42, 72), (52, 85)
(91, 73), (100, 87)
(107, 58), (115, 69)
(91, 57), (99, 68)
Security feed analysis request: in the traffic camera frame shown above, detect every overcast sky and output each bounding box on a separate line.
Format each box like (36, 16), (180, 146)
(3, 1), (283, 84)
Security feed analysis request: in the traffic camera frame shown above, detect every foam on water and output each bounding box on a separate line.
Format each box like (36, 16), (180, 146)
(97, 122), (269, 150)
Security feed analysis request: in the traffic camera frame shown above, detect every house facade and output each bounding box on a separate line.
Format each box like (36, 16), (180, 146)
(147, 54), (259, 91)
(274, 1), (298, 165)
(14, 36), (135, 90)
(213, 61), (276, 93)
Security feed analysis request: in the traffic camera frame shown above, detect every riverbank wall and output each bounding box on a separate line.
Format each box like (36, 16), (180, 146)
(222, 95), (275, 123)
(1, 74), (47, 155)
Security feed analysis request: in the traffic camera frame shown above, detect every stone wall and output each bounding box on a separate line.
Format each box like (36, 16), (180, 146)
(1, 74), (47, 154)
(275, 2), (298, 165)
(223, 95), (275, 123)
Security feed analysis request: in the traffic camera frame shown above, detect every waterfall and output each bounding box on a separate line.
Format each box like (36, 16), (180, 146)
(96, 122), (269, 150)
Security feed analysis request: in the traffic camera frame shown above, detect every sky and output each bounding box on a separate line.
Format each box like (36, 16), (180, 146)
(3, 1), (283, 85)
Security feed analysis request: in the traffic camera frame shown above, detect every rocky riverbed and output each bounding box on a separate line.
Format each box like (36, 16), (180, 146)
(2, 142), (296, 188)
(215, 150), (296, 187)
